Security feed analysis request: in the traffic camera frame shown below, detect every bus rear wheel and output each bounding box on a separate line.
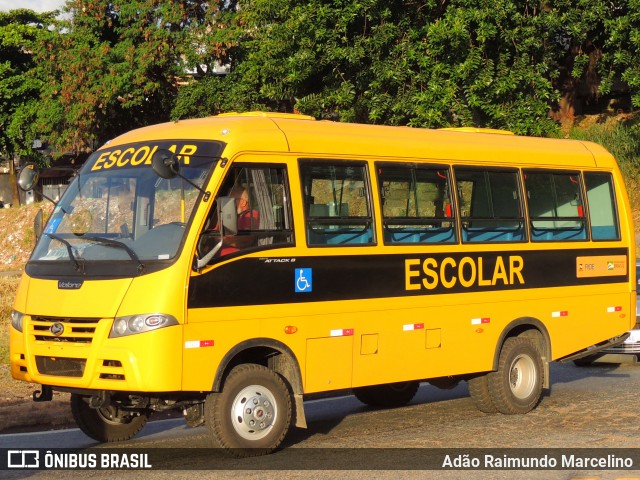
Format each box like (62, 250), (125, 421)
(488, 337), (543, 414)
(205, 363), (292, 457)
(70, 394), (149, 442)
(467, 374), (498, 413)
(353, 381), (419, 408)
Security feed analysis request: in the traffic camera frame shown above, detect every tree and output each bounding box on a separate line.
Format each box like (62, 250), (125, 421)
(174, 0), (561, 135)
(0, 9), (56, 159)
(34, 0), (212, 157)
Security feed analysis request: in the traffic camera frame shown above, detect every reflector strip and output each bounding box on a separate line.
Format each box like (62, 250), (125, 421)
(403, 323), (425, 331)
(607, 306), (623, 313)
(552, 311), (569, 318)
(471, 318), (490, 325)
(185, 340), (214, 349)
(330, 328), (354, 337)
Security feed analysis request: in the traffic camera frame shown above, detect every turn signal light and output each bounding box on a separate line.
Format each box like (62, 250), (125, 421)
(284, 326), (298, 334)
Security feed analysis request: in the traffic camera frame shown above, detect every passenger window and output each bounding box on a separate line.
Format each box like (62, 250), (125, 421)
(198, 166), (293, 261)
(454, 168), (525, 243)
(524, 170), (587, 241)
(377, 164), (456, 244)
(585, 172), (620, 240)
(300, 161), (375, 246)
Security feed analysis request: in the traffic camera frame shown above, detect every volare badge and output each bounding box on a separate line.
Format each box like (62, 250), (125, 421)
(58, 280), (84, 290)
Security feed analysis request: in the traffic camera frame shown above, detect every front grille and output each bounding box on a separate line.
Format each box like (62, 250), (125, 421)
(36, 356), (86, 377)
(31, 316), (101, 343)
(98, 359), (126, 381)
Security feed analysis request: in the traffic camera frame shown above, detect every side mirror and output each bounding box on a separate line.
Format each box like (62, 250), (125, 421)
(18, 163), (39, 191)
(151, 148), (211, 202)
(151, 149), (180, 179)
(218, 196), (238, 235)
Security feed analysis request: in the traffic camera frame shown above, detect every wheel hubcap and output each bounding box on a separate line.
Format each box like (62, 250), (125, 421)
(509, 354), (536, 399)
(231, 385), (277, 440)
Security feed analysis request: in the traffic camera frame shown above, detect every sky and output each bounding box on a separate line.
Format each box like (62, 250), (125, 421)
(0, 0), (66, 13)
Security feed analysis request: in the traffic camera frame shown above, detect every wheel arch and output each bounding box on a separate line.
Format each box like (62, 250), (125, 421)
(212, 338), (306, 428)
(493, 317), (552, 389)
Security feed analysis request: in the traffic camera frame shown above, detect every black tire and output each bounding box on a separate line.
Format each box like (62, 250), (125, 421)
(205, 364), (292, 457)
(353, 381), (419, 408)
(467, 374), (498, 413)
(70, 394), (148, 442)
(487, 337), (544, 414)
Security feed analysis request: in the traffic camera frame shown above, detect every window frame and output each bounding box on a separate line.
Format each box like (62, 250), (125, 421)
(199, 162), (295, 262)
(375, 162), (457, 245)
(523, 168), (589, 243)
(453, 166), (527, 244)
(584, 171), (621, 242)
(299, 158), (376, 247)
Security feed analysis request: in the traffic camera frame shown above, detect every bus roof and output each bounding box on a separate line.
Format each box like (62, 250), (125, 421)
(104, 112), (615, 169)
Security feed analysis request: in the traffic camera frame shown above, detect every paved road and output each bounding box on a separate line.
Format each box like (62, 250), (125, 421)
(2, 360), (640, 479)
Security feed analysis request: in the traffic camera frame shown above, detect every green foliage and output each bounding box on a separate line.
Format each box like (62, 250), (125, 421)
(34, 0), (214, 156)
(0, 9), (56, 158)
(559, 120), (640, 179)
(174, 0), (562, 135)
(6, 0), (640, 155)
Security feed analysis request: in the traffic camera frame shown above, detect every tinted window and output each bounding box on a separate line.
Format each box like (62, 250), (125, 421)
(524, 171), (586, 241)
(377, 164), (456, 244)
(198, 166), (293, 261)
(585, 172), (620, 240)
(300, 161), (374, 246)
(455, 168), (525, 243)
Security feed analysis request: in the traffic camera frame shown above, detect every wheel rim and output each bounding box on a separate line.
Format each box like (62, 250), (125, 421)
(230, 384), (278, 441)
(508, 354), (537, 399)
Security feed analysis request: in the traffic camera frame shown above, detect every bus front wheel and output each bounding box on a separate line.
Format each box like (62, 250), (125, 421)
(205, 363), (292, 456)
(70, 393), (149, 442)
(353, 381), (419, 408)
(488, 337), (543, 414)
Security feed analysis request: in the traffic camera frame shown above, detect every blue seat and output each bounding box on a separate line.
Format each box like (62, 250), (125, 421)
(308, 227), (373, 245)
(385, 228), (456, 244)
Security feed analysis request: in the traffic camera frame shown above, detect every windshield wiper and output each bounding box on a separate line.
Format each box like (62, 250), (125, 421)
(83, 235), (145, 274)
(45, 233), (83, 273)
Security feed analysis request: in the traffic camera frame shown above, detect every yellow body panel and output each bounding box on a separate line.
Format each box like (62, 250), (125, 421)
(11, 112), (635, 400)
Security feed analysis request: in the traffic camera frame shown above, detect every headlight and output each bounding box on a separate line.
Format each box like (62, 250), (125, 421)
(10, 310), (24, 333)
(109, 313), (178, 338)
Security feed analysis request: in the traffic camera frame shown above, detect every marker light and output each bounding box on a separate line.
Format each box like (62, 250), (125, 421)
(110, 313), (178, 338)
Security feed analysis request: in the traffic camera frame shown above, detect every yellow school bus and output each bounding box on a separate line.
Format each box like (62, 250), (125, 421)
(10, 112), (635, 455)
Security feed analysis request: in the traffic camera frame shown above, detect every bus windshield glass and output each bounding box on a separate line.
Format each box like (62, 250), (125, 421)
(30, 140), (222, 271)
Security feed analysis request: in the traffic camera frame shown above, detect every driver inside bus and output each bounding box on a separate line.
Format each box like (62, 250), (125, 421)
(224, 185), (260, 251)
(198, 183), (260, 258)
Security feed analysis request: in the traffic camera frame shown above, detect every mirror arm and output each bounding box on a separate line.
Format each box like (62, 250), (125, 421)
(177, 174), (211, 202)
(196, 240), (223, 270)
(36, 188), (58, 206)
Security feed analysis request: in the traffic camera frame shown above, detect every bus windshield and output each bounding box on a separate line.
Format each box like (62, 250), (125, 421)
(30, 141), (221, 274)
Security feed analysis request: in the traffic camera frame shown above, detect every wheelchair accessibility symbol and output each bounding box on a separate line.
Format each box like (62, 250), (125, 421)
(295, 268), (312, 293)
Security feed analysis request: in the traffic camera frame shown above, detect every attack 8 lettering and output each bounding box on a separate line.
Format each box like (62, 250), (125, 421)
(405, 255), (525, 291)
(90, 144), (198, 171)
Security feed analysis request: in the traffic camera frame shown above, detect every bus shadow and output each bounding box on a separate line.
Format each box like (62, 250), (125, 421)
(283, 383), (470, 448)
(549, 359), (636, 386)
(283, 362), (638, 447)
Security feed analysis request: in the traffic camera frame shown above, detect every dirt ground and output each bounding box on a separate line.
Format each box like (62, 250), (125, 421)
(0, 364), (74, 433)
(0, 363), (181, 434)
